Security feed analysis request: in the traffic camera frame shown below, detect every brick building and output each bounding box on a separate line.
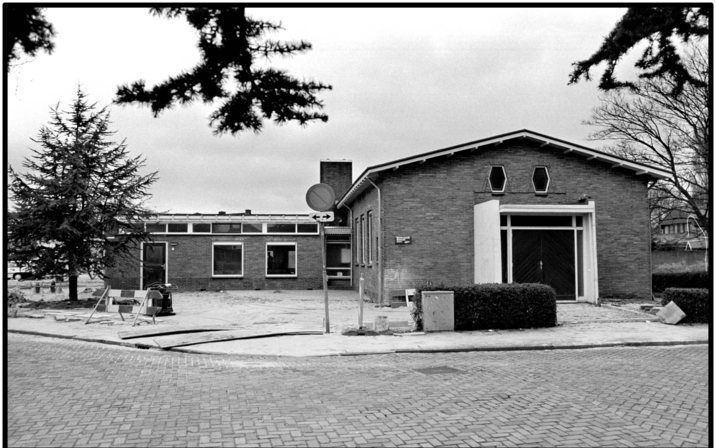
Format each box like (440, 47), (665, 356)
(107, 130), (668, 302)
(106, 160), (355, 292)
(106, 212), (324, 291)
(338, 130), (669, 303)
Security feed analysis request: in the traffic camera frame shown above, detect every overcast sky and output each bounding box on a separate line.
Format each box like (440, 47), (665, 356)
(7, 6), (633, 214)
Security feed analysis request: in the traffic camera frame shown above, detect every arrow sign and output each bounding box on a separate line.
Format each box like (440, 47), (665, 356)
(309, 212), (334, 222)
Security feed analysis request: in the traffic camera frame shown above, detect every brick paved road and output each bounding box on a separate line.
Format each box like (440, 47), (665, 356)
(7, 334), (709, 447)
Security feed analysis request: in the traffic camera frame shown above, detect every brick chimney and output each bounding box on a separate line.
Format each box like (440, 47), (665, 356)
(319, 159), (352, 201)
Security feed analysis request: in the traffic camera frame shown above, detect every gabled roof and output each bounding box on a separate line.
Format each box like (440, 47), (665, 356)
(338, 129), (672, 207)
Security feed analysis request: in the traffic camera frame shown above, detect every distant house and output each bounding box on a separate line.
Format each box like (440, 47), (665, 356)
(106, 130), (670, 302)
(658, 209), (701, 237)
(652, 208), (708, 272)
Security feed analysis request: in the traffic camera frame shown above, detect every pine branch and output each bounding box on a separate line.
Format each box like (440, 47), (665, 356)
(115, 7), (331, 135)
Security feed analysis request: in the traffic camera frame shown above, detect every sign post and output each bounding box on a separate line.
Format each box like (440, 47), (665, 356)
(306, 183), (336, 334)
(320, 221), (329, 333)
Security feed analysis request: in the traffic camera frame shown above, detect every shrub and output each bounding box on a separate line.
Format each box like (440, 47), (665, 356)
(661, 288), (710, 323)
(412, 283), (557, 331)
(7, 289), (26, 306)
(652, 271), (708, 293)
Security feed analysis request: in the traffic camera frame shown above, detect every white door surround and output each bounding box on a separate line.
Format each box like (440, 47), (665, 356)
(474, 201), (599, 303)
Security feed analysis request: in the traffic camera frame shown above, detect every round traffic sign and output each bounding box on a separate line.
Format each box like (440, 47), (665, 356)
(306, 183), (336, 212)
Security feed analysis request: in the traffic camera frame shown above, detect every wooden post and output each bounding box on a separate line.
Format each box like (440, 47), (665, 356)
(85, 286), (109, 324)
(321, 222), (330, 333)
(358, 277), (364, 329)
(132, 291), (151, 327)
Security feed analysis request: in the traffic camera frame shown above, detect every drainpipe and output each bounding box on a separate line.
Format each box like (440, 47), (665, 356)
(366, 177), (384, 306)
(338, 202), (353, 287)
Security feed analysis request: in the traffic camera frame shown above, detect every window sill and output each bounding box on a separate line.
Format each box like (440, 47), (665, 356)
(212, 275), (244, 278)
(266, 275), (298, 278)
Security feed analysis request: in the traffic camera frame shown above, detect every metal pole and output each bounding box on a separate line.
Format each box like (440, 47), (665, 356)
(358, 277), (364, 329)
(321, 222), (330, 333)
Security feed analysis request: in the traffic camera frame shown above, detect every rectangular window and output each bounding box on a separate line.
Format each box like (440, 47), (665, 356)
(510, 215), (573, 227)
(360, 215), (366, 265)
(167, 223), (188, 233)
(212, 243), (243, 277)
(501, 229), (508, 283)
(355, 218), (360, 264)
(267, 223), (296, 233)
(266, 243), (297, 277)
(327, 242), (351, 268)
(242, 223), (263, 233)
(577, 230), (584, 297)
(366, 211), (373, 264)
(297, 223), (319, 234)
(212, 223), (242, 233)
(146, 223), (166, 233)
(192, 223), (211, 233)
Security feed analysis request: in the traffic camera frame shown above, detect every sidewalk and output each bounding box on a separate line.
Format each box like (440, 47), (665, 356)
(6, 289), (709, 357)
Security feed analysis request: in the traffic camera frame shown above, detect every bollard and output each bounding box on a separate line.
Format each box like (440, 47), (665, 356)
(34, 282), (41, 294)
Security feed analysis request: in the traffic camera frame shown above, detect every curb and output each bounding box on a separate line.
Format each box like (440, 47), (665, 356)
(9, 329), (708, 358)
(339, 340), (709, 356)
(8, 329), (161, 351)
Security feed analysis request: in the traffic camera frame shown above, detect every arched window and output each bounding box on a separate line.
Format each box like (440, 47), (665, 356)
(488, 166), (507, 193)
(532, 166), (550, 193)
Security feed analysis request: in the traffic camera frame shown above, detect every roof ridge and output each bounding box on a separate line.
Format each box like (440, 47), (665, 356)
(337, 129), (671, 207)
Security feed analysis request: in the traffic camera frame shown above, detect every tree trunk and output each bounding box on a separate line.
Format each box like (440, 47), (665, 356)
(68, 274), (78, 301)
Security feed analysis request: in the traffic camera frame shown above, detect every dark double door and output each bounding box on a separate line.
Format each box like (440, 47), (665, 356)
(512, 230), (575, 300)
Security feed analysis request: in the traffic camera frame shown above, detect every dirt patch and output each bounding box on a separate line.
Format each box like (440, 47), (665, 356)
(600, 297), (661, 315)
(558, 302), (655, 324)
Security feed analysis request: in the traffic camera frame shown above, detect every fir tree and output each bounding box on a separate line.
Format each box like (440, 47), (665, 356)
(115, 7), (332, 135)
(8, 88), (158, 300)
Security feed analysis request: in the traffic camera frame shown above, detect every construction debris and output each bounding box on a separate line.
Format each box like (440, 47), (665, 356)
(657, 301), (686, 325)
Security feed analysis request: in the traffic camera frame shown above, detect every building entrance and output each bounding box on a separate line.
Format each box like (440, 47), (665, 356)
(474, 201), (598, 303)
(141, 243), (167, 289)
(512, 230), (575, 300)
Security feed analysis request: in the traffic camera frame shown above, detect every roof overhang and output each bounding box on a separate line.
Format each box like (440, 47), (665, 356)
(337, 129), (672, 207)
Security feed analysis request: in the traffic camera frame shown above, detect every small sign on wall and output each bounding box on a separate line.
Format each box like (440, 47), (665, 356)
(395, 236), (412, 245)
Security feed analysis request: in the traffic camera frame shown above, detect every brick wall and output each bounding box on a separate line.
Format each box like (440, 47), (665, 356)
(348, 141), (652, 301)
(349, 187), (381, 300)
(320, 161), (353, 200)
(105, 234), (323, 291)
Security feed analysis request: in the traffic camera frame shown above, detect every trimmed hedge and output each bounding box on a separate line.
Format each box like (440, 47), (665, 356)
(411, 283), (557, 331)
(661, 288), (710, 324)
(652, 271), (708, 293)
